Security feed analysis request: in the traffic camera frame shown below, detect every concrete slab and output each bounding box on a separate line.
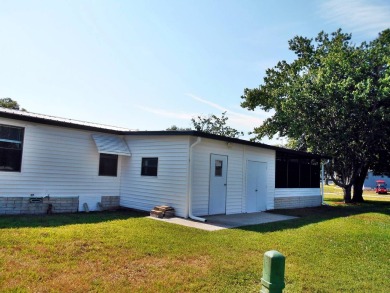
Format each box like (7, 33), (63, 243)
(148, 212), (297, 231)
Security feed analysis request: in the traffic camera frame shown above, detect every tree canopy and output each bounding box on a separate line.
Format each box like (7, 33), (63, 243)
(166, 125), (192, 131)
(0, 98), (24, 110)
(241, 29), (390, 202)
(191, 111), (243, 138)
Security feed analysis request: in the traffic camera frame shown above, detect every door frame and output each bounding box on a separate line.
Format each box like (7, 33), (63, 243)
(245, 160), (267, 213)
(208, 153), (228, 215)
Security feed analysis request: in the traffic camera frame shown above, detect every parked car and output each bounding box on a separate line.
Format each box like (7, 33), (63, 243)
(375, 180), (388, 194)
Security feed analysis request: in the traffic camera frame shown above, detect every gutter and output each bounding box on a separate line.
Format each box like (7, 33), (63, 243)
(187, 137), (207, 222)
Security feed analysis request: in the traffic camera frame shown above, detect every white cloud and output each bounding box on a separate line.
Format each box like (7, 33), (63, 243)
(320, 0), (390, 38)
(186, 93), (227, 112)
(136, 105), (194, 120)
(137, 94), (271, 138)
(185, 93), (267, 129)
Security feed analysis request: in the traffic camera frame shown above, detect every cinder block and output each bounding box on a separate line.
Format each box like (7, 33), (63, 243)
(274, 195), (321, 209)
(0, 196), (79, 215)
(150, 210), (164, 218)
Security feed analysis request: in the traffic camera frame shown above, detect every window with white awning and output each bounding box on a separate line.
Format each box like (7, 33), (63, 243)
(92, 134), (131, 156)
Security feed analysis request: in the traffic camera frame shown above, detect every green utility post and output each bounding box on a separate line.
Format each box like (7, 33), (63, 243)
(261, 250), (285, 293)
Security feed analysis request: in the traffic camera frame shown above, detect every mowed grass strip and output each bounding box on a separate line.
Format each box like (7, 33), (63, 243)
(0, 195), (389, 293)
(323, 184), (390, 202)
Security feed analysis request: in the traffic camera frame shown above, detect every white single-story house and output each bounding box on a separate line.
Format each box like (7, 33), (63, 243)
(0, 107), (324, 218)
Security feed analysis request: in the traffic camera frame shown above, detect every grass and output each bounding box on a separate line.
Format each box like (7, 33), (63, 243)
(323, 183), (390, 202)
(0, 192), (389, 292)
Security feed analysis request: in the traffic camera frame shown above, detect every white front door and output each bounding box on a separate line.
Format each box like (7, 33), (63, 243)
(209, 154), (228, 215)
(246, 160), (267, 213)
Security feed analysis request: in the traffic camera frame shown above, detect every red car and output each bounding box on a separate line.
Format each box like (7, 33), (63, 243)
(375, 180), (388, 194)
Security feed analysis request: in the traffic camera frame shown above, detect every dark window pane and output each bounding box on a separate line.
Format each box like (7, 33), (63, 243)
(99, 153), (118, 176)
(275, 157), (288, 188)
(215, 160), (223, 176)
(310, 159), (320, 187)
(0, 148), (23, 171)
(0, 125), (23, 142)
(288, 159), (300, 188)
(300, 159), (311, 188)
(141, 158), (158, 176)
(0, 125), (24, 172)
(276, 150), (322, 189)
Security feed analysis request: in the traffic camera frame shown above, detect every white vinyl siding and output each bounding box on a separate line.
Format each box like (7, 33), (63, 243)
(120, 136), (190, 217)
(0, 118), (121, 211)
(1, 114), (321, 217)
(191, 138), (276, 216)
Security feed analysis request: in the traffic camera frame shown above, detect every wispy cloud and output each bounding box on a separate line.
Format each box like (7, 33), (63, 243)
(320, 0), (390, 38)
(136, 105), (194, 120)
(137, 93), (270, 134)
(186, 93), (229, 112)
(186, 93), (267, 129)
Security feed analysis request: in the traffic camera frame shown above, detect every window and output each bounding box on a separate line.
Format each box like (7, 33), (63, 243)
(215, 160), (223, 176)
(288, 159), (300, 188)
(141, 157), (158, 176)
(275, 156), (288, 188)
(275, 151), (320, 188)
(99, 153), (118, 176)
(0, 124), (24, 172)
(310, 159), (320, 188)
(300, 159), (312, 188)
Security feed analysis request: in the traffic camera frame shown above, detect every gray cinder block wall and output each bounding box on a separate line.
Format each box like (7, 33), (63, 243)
(0, 196), (79, 215)
(100, 196), (120, 210)
(274, 196), (322, 209)
(0, 195), (121, 215)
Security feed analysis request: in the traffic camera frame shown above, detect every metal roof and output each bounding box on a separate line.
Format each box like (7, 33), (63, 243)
(0, 107), (328, 159)
(126, 130), (327, 158)
(0, 107), (132, 134)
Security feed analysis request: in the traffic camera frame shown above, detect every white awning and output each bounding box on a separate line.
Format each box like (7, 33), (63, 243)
(92, 134), (131, 156)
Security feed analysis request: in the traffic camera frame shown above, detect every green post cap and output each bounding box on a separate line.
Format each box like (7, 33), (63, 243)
(260, 250), (285, 293)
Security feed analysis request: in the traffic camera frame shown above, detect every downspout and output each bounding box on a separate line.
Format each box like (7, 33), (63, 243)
(321, 160), (330, 205)
(187, 137), (207, 222)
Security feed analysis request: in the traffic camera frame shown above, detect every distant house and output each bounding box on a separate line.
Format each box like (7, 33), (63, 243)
(364, 171), (390, 189)
(0, 107), (325, 218)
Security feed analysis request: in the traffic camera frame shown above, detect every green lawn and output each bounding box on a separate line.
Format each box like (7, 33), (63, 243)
(323, 183), (390, 202)
(0, 193), (389, 292)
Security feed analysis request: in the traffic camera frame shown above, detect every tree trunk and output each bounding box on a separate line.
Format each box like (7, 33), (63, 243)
(352, 180), (364, 202)
(343, 186), (352, 203)
(325, 176), (329, 185)
(352, 165), (369, 202)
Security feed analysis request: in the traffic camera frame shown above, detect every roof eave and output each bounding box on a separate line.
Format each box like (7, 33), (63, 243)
(0, 111), (128, 135)
(0, 109), (330, 159)
(125, 130), (329, 159)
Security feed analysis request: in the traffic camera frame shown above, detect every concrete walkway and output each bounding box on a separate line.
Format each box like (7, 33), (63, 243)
(148, 212), (297, 231)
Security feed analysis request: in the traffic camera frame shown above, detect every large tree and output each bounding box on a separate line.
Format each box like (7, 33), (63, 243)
(0, 98), (23, 110)
(241, 29), (390, 203)
(191, 111), (244, 138)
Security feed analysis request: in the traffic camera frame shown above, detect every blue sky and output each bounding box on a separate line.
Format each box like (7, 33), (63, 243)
(1, 0), (389, 143)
